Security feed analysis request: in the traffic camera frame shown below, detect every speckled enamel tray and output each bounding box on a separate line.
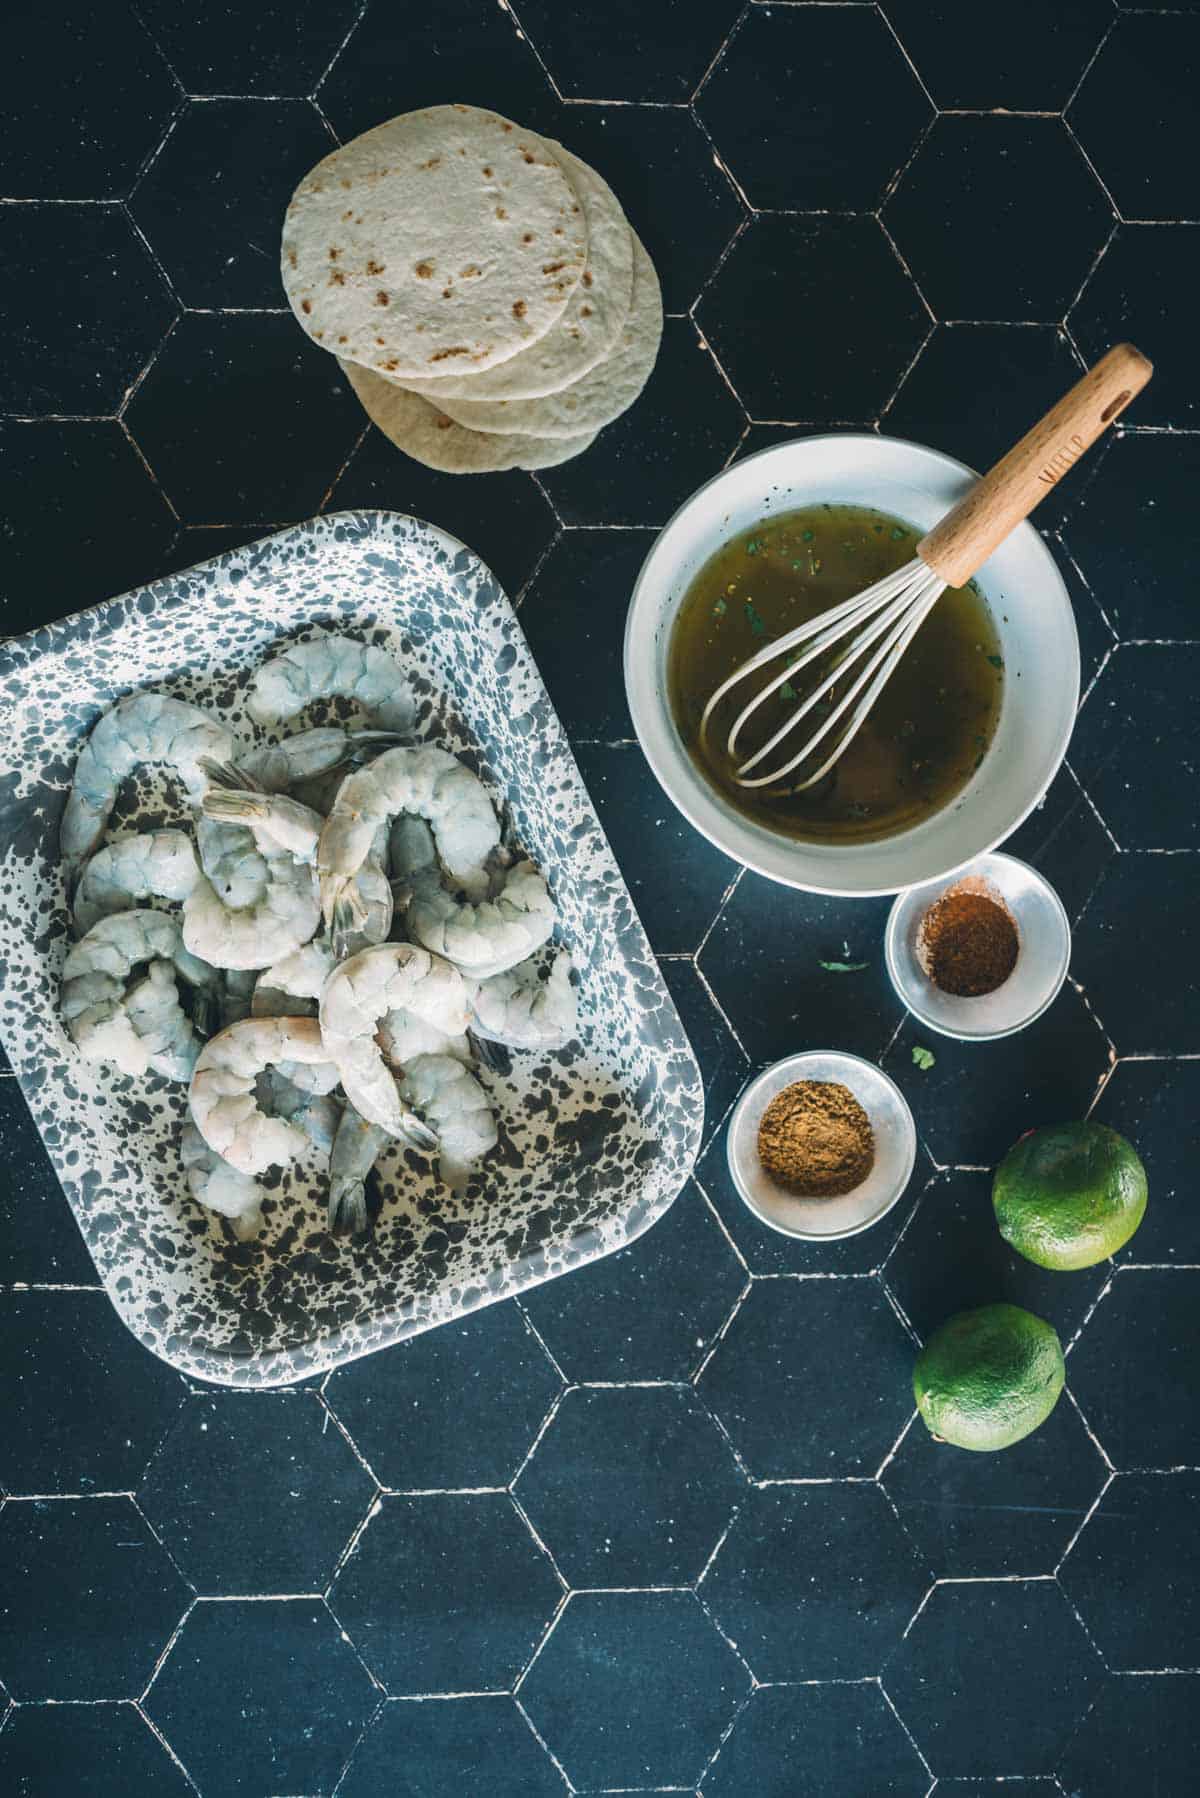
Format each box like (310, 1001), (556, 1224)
(0, 512), (703, 1387)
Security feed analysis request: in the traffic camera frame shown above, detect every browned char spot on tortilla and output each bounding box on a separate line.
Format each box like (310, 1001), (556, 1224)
(430, 347), (470, 362)
(441, 287), (453, 298)
(542, 262), (566, 275)
(415, 261), (434, 278)
(435, 416), (454, 429)
(582, 271), (593, 287)
(328, 247), (340, 260)
(482, 166), (493, 178)
(522, 233), (534, 244)
(301, 299), (312, 314)
(512, 300), (526, 318)
(460, 265), (481, 278)
(375, 291), (389, 305)
(330, 270), (346, 285)
(366, 258), (384, 275)
(287, 249), (298, 268)
(580, 305), (592, 317)
(495, 207), (507, 220)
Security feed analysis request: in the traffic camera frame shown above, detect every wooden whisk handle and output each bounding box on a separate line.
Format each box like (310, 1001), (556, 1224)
(917, 343), (1153, 588)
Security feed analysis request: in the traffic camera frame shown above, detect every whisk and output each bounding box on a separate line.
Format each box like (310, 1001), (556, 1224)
(702, 344), (1152, 791)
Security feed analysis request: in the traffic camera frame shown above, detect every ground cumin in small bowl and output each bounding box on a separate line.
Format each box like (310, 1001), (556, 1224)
(726, 1051), (916, 1241)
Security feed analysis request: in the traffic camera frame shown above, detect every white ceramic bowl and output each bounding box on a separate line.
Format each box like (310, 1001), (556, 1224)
(624, 434), (1079, 896)
(885, 851), (1071, 1041)
(725, 1051), (917, 1242)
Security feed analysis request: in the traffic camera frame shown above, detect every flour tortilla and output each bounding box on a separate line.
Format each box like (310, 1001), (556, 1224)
(282, 104), (588, 378)
(393, 142), (634, 403)
(339, 358), (595, 473)
(431, 235), (662, 440)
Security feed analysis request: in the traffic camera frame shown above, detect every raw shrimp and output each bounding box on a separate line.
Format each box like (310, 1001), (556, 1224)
(391, 813), (551, 977)
(252, 942), (333, 1017)
(195, 816), (271, 913)
(470, 950), (578, 1052)
(377, 1007), (471, 1069)
(327, 1105), (391, 1236)
(247, 635), (416, 734)
(61, 910), (216, 1079)
(61, 692), (236, 879)
(319, 943), (468, 1141)
(219, 726), (400, 795)
(188, 1016), (336, 1175)
(257, 1066), (339, 1158)
(400, 1053), (498, 1192)
(319, 746), (500, 924)
(181, 1122), (266, 1240)
(72, 831), (201, 936)
(186, 790), (324, 971)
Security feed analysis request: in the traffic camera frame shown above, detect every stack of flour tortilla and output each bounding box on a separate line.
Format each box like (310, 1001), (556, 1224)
(282, 103), (662, 474)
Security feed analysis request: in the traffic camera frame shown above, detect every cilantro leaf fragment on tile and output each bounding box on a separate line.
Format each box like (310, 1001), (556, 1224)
(819, 959), (868, 973)
(912, 1045), (936, 1070)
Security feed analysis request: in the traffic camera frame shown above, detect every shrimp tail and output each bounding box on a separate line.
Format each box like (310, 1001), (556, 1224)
(327, 1175), (370, 1237)
(200, 756), (268, 795)
(201, 787), (272, 826)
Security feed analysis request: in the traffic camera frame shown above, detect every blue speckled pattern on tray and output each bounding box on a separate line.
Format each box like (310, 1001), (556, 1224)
(0, 510), (702, 1386)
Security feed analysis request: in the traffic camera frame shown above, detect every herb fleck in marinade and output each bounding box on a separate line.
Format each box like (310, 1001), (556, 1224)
(667, 504), (1004, 845)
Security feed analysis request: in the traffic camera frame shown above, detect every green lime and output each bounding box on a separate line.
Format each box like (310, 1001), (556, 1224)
(913, 1303), (1065, 1453)
(993, 1121), (1147, 1270)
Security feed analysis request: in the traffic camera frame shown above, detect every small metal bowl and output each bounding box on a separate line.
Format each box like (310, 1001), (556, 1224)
(884, 851), (1070, 1043)
(725, 1051), (917, 1242)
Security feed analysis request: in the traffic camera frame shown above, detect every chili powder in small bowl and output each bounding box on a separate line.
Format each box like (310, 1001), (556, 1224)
(885, 851), (1070, 1042)
(726, 1051), (916, 1242)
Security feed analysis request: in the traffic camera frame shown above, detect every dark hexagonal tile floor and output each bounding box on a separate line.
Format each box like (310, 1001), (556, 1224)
(0, 1291), (183, 1495)
(1070, 226), (1200, 427)
(519, 1590), (749, 1791)
(144, 1597), (376, 1796)
(1092, 1059), (1200, 1264)
(885, 116), (1112, 322)
(883, 1579), (1100, 1776)
(882, 987), (1112, 1172)
(701, 1680), (929, 1798)
(339, 1696), (567, 1798)
(1073, 858), (1200, 1055)
(129, 98), (334, 308)
(0, 1701), (192, 1797)
(700, 875), (901, 1067)
(515, 0), (740, 103)
(1071, 647), (1200, 849)
(1070, 14), (1200, 222)
(0, 204), (174, 417)
(1060, 434), (1200, 644)
(1058, 1669), (1200, 1798)
(324, 1301), (560, 1492)
(328, 1493), (560, 1694)
(0, 420), (177, 630)
(124, 311), (361, 523)
(0, 1498), (188, 1700)
(516, 1385), (743, 1587)
(551, 105), (745, 316)
(1061, 1472), (1200, 1671)
(698, 214), (928, 422)
(519, 1180), (745, 1383)
(1002, 763), (1115, 930)
(700, 1481), (928, 1681)
(138, 0), (363, 97)
(0, 1081), (99, 1285)
(882, 0), (1112, 111)
(136, 1391), (375, 1594)
(696, 4), (930, 212)
(882, 1395), (1107, 1577)
(3, 7), (178, 200)
(317, 0), (554, 149)
(658, 962), (750, 1153)
(882, 324), (1084, 492)
(698, 1279), (914, 1480)
(537, 319), (744, 527)
(1066, 1270), (1200, 1471)
(883, 1170), (1109, 1349)
(517, 527), (652, 741)
(572, 744), (739, 953)
(328, 432), (559, 601)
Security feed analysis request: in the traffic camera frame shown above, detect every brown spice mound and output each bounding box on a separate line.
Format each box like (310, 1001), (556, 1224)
(756, 1080), (875, 1198)
(922, 888), (1018, 997)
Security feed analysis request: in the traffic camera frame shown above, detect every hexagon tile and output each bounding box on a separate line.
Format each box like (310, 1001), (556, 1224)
(5, 2), (1200, 1793)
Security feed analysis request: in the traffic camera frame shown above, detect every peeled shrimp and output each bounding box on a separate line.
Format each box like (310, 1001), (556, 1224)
(328, 1106), (391, 1236)
(257, 1066), (339, 1159)
(181, 1121), (266, 1240)
(318, 942), (468, 1140)
(61, 909), (215, 1079)
(247, 635), (415, 734)
(400, 1053), (498, 1192)
(61, 692), (236, 880)
(188, 1016), (336, 1175)
(224, 726), (401, 795)
(252, 942), (334, 1018)
(470, 950), (578, 1052)
(391, 814), (553, 978)
(72, 831), (201, 937)
(319, 746), (500, 923)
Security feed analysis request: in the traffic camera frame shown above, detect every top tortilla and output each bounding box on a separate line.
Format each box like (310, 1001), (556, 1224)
(392, 140), (634, 402)
(281, 104), (588, 378)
